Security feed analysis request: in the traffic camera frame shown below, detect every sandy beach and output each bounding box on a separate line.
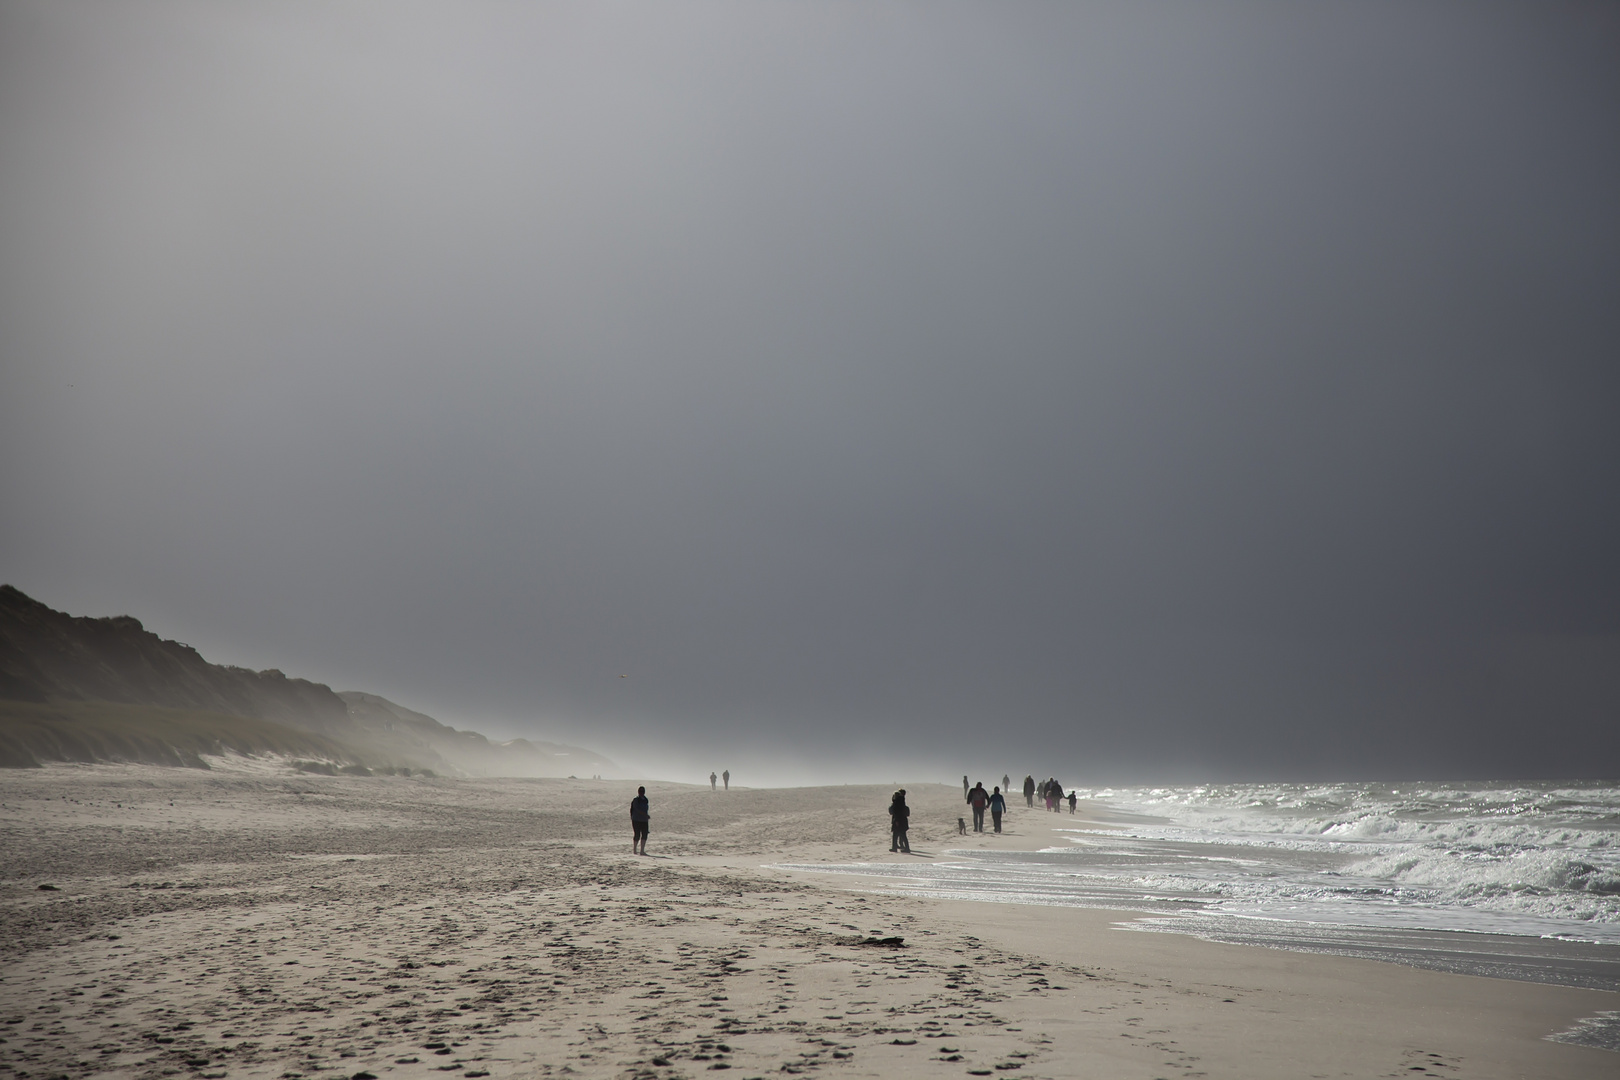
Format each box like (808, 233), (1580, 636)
(2, 766), (1614, 1080)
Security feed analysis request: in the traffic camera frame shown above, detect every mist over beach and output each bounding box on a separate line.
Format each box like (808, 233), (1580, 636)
(3, 1), (1620, 1077)
(4, 0), (1620, 785)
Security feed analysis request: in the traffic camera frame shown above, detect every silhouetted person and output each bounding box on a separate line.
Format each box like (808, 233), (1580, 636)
(722, 769), (729, 791)
(630, 786), (650, 855)
(963, 775), (970, 801)
(1023, 775), (1036, 807)
(968, 781), (989, 832)
(889, 789), (911, 853)
(1068, 790), (1077, 815)
(989, 786), (1006, 833)
(1002, 774), (1010, 793)
(710, 771), (717, 791)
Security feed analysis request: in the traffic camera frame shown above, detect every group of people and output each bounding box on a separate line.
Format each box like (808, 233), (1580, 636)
(1022, 774), (1076, 813)
(892, 774), (1080, 853)
(630, 772), (1075, 857)
(964, 780), (1008, 832)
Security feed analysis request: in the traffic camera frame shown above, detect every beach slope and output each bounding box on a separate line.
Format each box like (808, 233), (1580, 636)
(1, 769), (1612, 1079)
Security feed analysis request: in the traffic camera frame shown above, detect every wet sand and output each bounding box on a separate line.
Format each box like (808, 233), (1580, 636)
(1, 764), (1615, 1079)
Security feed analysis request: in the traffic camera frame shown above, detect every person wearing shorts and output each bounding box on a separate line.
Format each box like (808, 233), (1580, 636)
(631, 786), (650, 855)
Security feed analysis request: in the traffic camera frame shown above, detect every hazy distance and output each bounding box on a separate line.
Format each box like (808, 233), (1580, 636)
(3, 1), (1618, 784)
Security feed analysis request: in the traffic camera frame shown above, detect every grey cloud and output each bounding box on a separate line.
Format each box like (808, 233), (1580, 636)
(3, 1), (1618, 782)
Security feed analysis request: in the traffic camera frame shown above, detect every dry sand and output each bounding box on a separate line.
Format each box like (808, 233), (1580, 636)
(1, 765), (1614, 1080)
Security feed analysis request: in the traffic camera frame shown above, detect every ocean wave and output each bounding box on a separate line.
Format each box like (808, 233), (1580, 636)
(1065, 780), (1620, 934)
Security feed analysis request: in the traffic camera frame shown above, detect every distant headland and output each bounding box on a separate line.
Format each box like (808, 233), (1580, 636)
(0, 585), (614, 776)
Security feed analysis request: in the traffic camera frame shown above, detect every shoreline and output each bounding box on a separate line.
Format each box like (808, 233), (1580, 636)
(761, 815), (1620, 994)
(2, 766), (1616, 1078)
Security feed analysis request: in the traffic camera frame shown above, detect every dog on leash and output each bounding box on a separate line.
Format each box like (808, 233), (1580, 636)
(957, 817), (968, 835)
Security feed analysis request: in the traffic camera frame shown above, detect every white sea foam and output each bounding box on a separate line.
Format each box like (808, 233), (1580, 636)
(1062, 781), (1620, 936)
(782, 779), (1620, 947)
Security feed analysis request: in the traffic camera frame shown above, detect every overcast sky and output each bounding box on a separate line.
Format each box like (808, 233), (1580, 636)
(3, 1), (1618, 783)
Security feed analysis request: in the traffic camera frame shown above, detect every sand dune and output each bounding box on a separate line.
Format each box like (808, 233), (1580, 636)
(0, 587), (612, 778)
(1, 767), (1614, 1079)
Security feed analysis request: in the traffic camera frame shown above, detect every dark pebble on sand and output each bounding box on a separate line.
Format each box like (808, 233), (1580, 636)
(37, 885), (58, 891)
(352, 1072), (377, 1079)
(394, 1059), (418, 1065)
(890, 1039), (916, 1045)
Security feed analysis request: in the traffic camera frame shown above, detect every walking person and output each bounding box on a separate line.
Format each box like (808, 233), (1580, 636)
(1002, 774), (1011, 794)
(722, 769), (730, 791)
(1023, 775), (1036, 808)
(989, 786), (1006, 833)
(630, 786), (650, 855)
(963, 775), (970, 802)
(968, 781), (989, 832)
(710, 771), (717, 791)
(889, 790), (911, 854)
(1068, 790), (1077, 815)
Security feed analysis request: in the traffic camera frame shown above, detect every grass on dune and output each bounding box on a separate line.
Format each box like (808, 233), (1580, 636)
(0, 699), (363, 770)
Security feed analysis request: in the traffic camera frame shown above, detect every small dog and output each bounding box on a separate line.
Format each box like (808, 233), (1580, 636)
(957, 817), (968, 835)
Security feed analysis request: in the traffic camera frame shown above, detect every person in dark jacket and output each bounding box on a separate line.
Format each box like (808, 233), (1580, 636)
(630, 786), (650, 855)
(1023, 774), (1036, 807)
(968, 782), (989, 832)
(889, 790), (911, 854)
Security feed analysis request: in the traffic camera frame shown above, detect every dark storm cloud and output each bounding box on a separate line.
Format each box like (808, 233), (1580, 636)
(3, 1), (1618, 781)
